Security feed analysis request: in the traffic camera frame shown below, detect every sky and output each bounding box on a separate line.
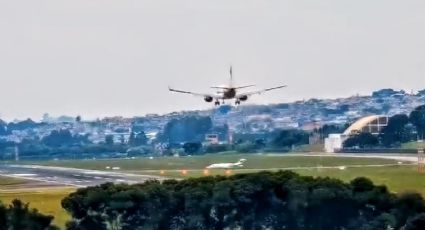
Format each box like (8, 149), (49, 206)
(1, 0), (425, 121)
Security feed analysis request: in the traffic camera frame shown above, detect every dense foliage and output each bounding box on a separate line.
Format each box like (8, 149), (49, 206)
(380, 114), (411, 146)
(344, 105), (425, 148)
(271, 129), (309, 148)
(157, 116), (213, 143)
(410, 105), (425, 137)
(62, 171), (425, 230)
(0, 199), (58, 230)
(343, 132), (379, 148)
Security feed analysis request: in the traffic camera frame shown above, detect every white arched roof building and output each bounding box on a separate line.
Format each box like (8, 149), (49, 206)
(325, 115), (389, 153)
(343, 115), (389, 136)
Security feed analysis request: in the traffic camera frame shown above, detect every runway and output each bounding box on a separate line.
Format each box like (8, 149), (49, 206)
(0, 164), (164, 188)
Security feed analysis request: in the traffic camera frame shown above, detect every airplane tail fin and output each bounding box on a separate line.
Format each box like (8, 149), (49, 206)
(228, 67), (254, 89)
(237, 158), (247, 164)
(229, 66), (234, 87)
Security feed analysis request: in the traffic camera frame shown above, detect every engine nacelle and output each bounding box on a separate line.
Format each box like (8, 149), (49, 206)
(204, 96), (213, 102)
(238, 95), (248, 101)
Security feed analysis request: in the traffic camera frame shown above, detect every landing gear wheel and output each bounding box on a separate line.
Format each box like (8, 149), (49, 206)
(215, 101), (220, 106)
(235, 100), (241, 105)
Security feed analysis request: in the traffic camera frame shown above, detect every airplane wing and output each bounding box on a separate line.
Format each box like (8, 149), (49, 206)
(169, 87), (224, 99)
(236, 85), (287, 97)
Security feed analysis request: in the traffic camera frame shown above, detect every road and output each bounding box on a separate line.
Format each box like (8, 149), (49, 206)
(0, 164), (164, 188)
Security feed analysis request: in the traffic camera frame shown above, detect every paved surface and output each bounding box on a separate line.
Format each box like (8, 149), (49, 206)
(0, 153), (420, 188)
(0, 164), (164, 188)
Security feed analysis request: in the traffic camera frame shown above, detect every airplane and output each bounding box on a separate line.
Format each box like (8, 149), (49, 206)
(169, 66), (287, 105)
(206, 159), (247, 169)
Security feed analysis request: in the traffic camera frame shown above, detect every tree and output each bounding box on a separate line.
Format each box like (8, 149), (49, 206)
(62, 171), (425, 230)
(105, 135), (114, 145)
(381, 114), (410, 146)
(0, 199), (58, 230)
(7, 119), (40, 131)
(272, 129), (309, 148)
(158, 116), (212, 143)
(417, 89), (425, 96)
(182, 142), (202, 155)
(343, 132), (379, 148)
(0, 119), (7, 136)
(404, 213), (425, 230)
(410, 105), (425, 138)
(314, 124), (349, 139)
(42, 129), (89, 147)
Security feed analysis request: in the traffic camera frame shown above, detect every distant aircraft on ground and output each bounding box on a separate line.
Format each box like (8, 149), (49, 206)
(206, 159), (247, 169)
(169, 66), (286, 105)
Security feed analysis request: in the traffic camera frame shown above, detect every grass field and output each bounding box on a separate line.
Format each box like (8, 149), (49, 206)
(3, 153), (425, 229)
(0, 187), (73, 229)
(21, 153), (425, 194)
(402, 141), (425, 149)
(0, 176), (31, 190)
(26, 154), (404, 171)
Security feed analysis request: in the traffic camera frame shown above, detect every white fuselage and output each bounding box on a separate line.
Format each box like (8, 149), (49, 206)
(206, 160), (246, 169)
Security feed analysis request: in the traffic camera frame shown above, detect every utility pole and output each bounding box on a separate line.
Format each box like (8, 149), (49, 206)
(14, 145), (19, 161)
(418, 137), (424, 173)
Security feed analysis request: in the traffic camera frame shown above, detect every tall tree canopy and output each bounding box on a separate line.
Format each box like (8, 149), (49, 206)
(381, 114), (410, 146)
(410, 105), (425, 138)
(272, 129), (309, 148)
(343, 132), (379, 148)
(41, 129), (90, 148)
(158, 116), (212, 143)
(62, 171), (425, 230)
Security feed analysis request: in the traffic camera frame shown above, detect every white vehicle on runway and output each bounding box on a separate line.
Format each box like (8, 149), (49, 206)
(206, 159), (247, 169)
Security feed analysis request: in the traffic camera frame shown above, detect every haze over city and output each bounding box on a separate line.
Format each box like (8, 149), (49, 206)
(1, 0), (425, 121)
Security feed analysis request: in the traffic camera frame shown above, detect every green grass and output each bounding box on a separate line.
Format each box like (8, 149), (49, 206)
(0, 176), (30, 189)
(25, 154), (401, 171)
(296, 165), (425, 195)
(294, 144), (325, 152)
(21, 153), (423, 193)
(6, 153), (425, 229)
(0, 188), (74, 229)
(402, 141), (425, 149)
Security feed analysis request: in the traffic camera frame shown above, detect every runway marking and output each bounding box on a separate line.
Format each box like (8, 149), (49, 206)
(11, 174), (37, 177)
(0, 173), (86, 188)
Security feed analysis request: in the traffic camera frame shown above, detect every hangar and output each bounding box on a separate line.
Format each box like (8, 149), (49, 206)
(325, 115), (389, 153)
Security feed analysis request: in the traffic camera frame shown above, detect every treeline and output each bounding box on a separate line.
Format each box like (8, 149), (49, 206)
(0, 199), (58, 229)
(156, 116), (310, 155)
(61, 171), (425, 230)
(0, 129), (150, 160)
(344, 105), (425, 148)
(0, 115), (313, 160)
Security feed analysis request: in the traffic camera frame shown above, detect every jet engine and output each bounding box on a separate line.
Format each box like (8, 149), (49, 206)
(238, 95), (248, 101)
(204, 96), (213, 102)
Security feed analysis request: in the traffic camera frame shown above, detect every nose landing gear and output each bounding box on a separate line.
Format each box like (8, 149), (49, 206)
(215, 100), (221, 106)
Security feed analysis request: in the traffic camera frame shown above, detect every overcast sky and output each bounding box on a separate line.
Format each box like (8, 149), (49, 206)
(1, 0), (425, 121)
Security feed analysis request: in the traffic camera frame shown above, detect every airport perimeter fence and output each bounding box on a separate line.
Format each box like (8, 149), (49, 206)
(337, 148), (419, 154)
